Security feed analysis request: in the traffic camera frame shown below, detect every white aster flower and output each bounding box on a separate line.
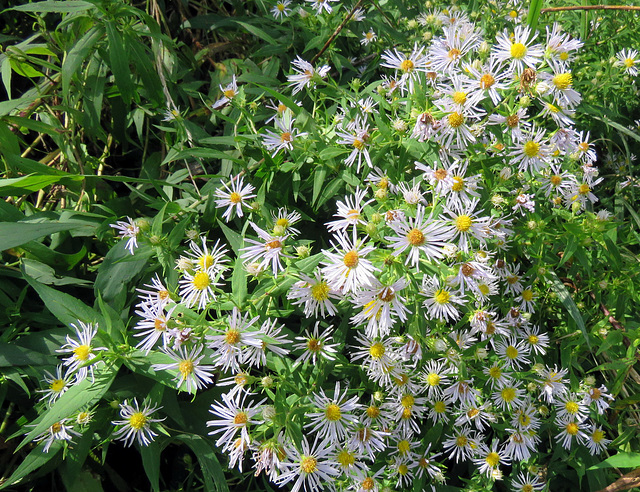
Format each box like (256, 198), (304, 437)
(58, 321), (106, 383)
(152, 344), (215, 393)
(321, 231), (378, 293)
(112, 398), (164, 447)
(110, 217), (140, 254)
(214, 176), (256, 222)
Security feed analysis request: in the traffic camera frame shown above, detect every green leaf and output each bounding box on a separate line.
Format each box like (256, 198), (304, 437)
(62, 25), (104, 98)
(94, 240), (152, 313)
(22, 258), (91, 286)
(140, 441), (162, 492)
(547, 272), (590, 349)
(588, 452), (640, 470)
(9, 0), (96, 12)
(253, 83), (301, 116)
(18, 363), (120, 451)
(0, 221), (87, 251)
(231, 257), (247, 307)
(162, 147), (242, 165)
(0, 174), (63, 196)
(0, 441), (62, 490)
(105, 21), (133, 104)
(175, 433), (230, 492)
(231, 20), (278, 45)
(23, 274), (102, 327)
(0, 343), (57, 367)
(218, 220), (243, 255)
(526, 0), (543, 31)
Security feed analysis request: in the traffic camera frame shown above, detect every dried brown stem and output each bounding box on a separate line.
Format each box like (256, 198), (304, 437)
(311, 0), (365, 66)
(597, 468), (640, 492)
(541, 5), (640, 13)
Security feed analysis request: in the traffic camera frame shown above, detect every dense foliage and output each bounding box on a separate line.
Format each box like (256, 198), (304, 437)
(1, 0), (640, 491)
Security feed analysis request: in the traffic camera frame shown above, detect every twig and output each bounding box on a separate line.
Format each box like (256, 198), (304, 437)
(596, 468), (640, 492)
(541, 5), (640, 13)
(311, 0), (365, 66)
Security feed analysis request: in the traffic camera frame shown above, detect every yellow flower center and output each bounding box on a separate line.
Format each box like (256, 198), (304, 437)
(225, 329), (240, 345)
(566, 422), (579, 436)
(498, 116), (516, 132)
(223, 89), (236, 99)
(129, 412), (148, 430)
(510, 42), (527, 59)
(199, 254), (214, 269)
(455, 435), (468, 447)
(552, 72), (572, 90)
(400, 59), (415, 72)
(579, 183), (590, 195)
(448, 112), (464, 128)
(523, 141), (540, 158)
(547, 103), (560, 113)
(426, 373), (440, 386)
(478, 283), (490, 295)
(434, 168), (448, 180)
(369, 342), (385, 359)
(311, 282), (330, 301)
(234, 373), (248, 385)
(178, 360), (194, 377)
(50, 379), (66, 393)
(550, 174), (562, 186)
(509, 10), (518, 18)
(559, 52), (569, 61)
(377, 288), (395, 303)
(362, 477), (375, 490)
(343, 250), (359, 268)
(325, 403), (342, 421)
(489, 366), (501, 378)
(407, 228), (425, 246)
(398, 464), (409, 475)
(506, 345), (518, 359)
(433, 289), (450, 304)
(401, 395), (415, 408)
(51, 422), (62, 433)
(480, 73), (495, 89)
(528, 334), (539, 345)
(448, 48), (461, 59)
(522, 289), (534, 301)
(398, 440), (411, 455)
(280, 132), (292, 143)
(229, 191), (242, 204)
(565, 401), (579, 414)
(233, 412), (249, 425)
(300, 456), (317, 474)
(434, 401), (446, 413)
(590, 388), (602, 400)
(519, 413), (531, 426)
(467, 408), (479, 418)
(366, 405), (380, 419)
(337, 449), (355, 467)
(455, 214), (472, 231)
(523, 485), (534, 492)
(592, 429), (604, 443)
(353, 138), (365, 150)
(307, 338), (322, 352)
(624, 58), (635, 68)
(485, 451), (500, 467)
(73, 345), (91, 361)
(452, 176), (464, 192)
(501, 387), (516, 402)
(192, 271), (211, 290)
(277, 3), (285, 11)
(452, 91), (467, 105)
